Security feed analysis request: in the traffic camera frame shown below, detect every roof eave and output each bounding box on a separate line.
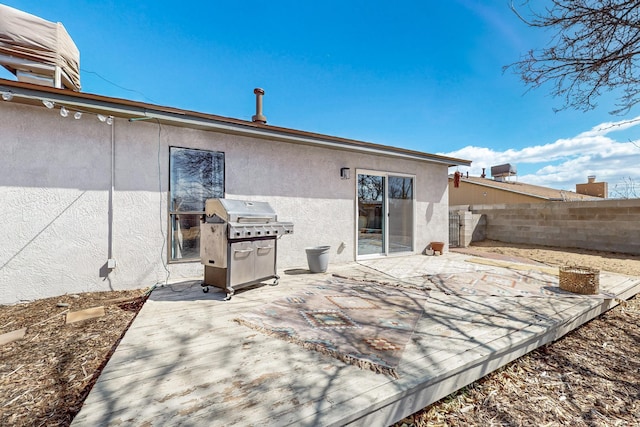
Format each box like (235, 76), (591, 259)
(0, 79), (471, 167)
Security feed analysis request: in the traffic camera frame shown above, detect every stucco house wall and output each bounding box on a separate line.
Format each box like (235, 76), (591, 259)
(0, 93), (459, 304)
(448, 176), (597, 206)
(449, 180), (544, 205)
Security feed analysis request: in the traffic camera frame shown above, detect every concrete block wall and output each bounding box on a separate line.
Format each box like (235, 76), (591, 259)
(455, 210), (473, 247)
(469, 199), (640, 254)
(449, 206), (485, 247)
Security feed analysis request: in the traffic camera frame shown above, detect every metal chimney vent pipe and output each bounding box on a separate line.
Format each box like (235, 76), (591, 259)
(252, 88), (267, 124)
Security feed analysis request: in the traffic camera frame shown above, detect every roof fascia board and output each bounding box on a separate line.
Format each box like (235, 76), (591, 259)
(144, 111), (466, 165)
(1, 80), (471, 167)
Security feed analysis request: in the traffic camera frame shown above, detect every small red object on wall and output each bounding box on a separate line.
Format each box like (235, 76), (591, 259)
(453, 171), (461, 188)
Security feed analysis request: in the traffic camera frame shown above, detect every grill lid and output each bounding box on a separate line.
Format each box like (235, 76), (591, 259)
(205, 199), (277, 223)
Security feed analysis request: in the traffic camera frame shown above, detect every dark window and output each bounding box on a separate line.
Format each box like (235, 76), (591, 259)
(169, 147), (224, 261)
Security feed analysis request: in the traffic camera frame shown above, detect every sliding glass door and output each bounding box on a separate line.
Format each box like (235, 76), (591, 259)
(357, 173), (385, 256)
(357, 171), (414, 258)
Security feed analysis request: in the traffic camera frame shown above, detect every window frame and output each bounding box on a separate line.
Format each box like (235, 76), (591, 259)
(168, 146), (225, 263)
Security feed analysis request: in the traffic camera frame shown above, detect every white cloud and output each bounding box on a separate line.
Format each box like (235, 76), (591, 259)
(578, 116), (640, 137)
(441, 116), (640, 195)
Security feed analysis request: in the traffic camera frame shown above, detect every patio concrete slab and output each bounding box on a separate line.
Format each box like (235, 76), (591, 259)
(72, 253), (640, 426)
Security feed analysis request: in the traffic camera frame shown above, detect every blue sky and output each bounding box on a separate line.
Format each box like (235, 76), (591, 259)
(3, 0), (640, 196)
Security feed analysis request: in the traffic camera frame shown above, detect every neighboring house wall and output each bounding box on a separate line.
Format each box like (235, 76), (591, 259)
(449, 180), (545, 205)
(468, 199), (640, 254)
(0, 102), (449, 303)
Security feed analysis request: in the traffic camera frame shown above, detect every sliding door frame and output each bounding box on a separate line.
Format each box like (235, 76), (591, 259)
(355, 169), (416, 260)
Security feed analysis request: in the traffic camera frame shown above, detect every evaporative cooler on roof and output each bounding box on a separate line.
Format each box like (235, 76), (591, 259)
(0, 4), (80, 91)
(490, 163), (517, 181)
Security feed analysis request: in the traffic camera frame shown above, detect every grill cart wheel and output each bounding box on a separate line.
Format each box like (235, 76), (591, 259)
(202, 286), (209, 293)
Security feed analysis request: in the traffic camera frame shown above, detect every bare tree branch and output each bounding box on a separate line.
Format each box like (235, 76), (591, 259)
(506, 0), (640, 114)
(612, 176), (639, 198)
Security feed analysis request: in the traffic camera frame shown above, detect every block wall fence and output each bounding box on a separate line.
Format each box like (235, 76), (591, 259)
(453, 199), (640, 255)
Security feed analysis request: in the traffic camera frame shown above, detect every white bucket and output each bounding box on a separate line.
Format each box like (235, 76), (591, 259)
(305, 246), (331, 273)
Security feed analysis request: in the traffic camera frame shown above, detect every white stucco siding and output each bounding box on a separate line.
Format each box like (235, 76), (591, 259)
(0, 101), (449, 304)
(0, 187), (109, 300)
(220, 136), (449, 267)
(1, 104), (113, 301)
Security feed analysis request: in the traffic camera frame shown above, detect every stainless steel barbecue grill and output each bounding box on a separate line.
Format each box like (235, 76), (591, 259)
(200, 198), (293, 300)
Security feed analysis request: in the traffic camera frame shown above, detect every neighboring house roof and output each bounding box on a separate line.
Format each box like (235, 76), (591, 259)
(449, 175), (601, 201)
(0, 78), (471, 167)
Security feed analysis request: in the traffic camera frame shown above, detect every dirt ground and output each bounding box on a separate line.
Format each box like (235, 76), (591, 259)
(0, 241), (638, 426)
(460, 240), (640, 277)
(0, 289), (148, 426)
